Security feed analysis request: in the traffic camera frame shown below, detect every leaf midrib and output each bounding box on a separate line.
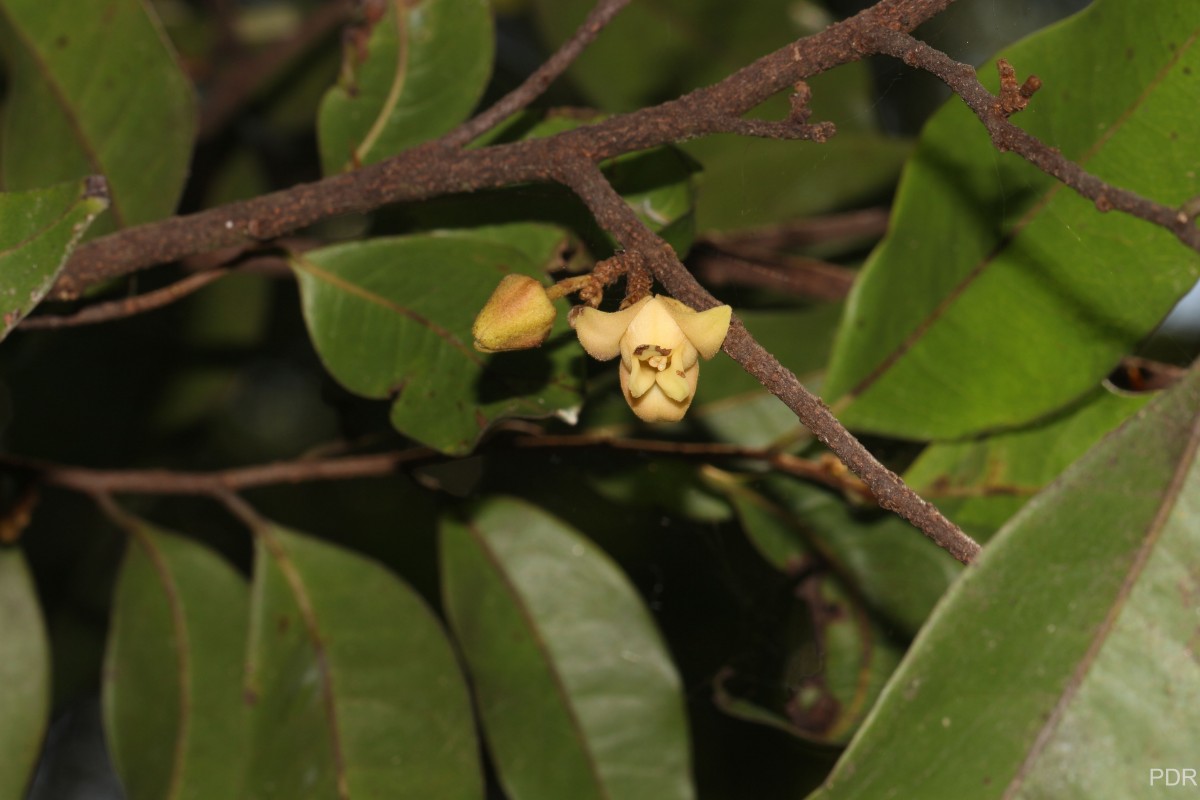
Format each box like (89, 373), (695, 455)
(120, 524), (192, 800)
(1000, 404), (1200, 797)
(292, 252), (482, 366)
(0, 5), (126, 227)
(841, 26), (1200, 404)
(259, 527), (351, 800)
(354, 0), (411, 168)
(466, 519), (613, 800)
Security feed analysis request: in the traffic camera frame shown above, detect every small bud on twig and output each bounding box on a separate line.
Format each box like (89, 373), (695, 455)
(472, 274), (558, 352)
(996, 58), (1040, 116)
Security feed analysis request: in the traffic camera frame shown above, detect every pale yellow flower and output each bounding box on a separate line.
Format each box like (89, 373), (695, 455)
(572, 295), (731, 422)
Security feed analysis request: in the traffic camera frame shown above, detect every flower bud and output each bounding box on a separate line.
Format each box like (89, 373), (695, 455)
(472, 274), (557, 352)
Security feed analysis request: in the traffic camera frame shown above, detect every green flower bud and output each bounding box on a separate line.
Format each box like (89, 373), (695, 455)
(472, 274), (557, 353)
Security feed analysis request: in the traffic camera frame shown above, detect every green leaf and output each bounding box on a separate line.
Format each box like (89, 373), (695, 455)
(0, 178), (109, 341)
(904, 387), (1150, 540)
(0, 548), (50, 800)
(685, 133), (910, 234)
(715, 573), (903, 746)
(243, 524), (482, 799)
(824, 0), (1200, 438)
(0, 0), (195, 231)
(605, 144), (697, 257)
(716, 474), (961, 636)
(292, 232), (581, 455)
(317, 0), (493, 174)
(441, 497), (694, 800)
(808, 363), (1200, 800)
(102, 519), (250, 800)
(440, 222), (573, 271)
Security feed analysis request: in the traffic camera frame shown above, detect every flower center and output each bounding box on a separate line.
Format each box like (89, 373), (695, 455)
(634, 344), (673, 371)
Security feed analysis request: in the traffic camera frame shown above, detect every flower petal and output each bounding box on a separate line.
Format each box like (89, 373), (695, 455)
(676, 340), (699, 370)
(623, 297), (686, 354)
(655, 364), (694, 402)
(659, 298), (732, 359)
(627, 356), (657, 398)
(572, 297), (651, 361)
(620, 364), (693, 423)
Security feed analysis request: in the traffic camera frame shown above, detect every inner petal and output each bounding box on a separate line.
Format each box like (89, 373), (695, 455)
(627, 355), (658, 398)
(656, 366), (692, 402)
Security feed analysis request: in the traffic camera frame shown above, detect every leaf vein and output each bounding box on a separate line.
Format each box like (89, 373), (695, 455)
(841, 27), (1200, 403)
(354, 0), (411, 168)
(293, 254), (483, 365)
(1002, 402), (1200, 798)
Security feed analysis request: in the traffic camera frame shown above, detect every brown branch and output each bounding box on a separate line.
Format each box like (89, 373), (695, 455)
(552, 157), (981, 565)
(49, 0), (957, 300)
(7, 450), (437, 496)
(863, 26), (1200, 254)
(2, 434), (870, 501)
(509, 433), (873, 500)
(704, 117), (838, 142)
(443, 0), (633, 148)
(689, 243), (856, 301)
(18, 269), (229, 330)
(704, 208), (891, 251)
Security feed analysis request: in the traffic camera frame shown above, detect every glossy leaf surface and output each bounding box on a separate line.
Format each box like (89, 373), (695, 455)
(685, 133), (910, 234)
(904, 387), (1150, 539)
(810, 363), (1200, 799)
(292, 233), (581, 454)
(0, 549), (50, 800)
(0, 0), (195, 230)
(0, 178), (108, 341)
(825, 0), (1200, 437)
(441, 497), (694, 800)
(318, 0), (493, 174)
(103, 520), (249, 800)
(243, 524), (482, 799)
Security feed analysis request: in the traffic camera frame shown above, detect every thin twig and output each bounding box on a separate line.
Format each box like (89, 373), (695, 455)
(2, 434), (870, 500)
(49, 0), (958, 300)
(510, 434), (872, 500)
(6, 450), (437, 496)
(704, 208), (891, 251)
(211, 487), (271, 531)
(689, 244), (856, 301)
(553, 156), (981, 565)
(19, 269), (229, 330)
(863, 26), (1200, 254)
(443, 0), (633, 147)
